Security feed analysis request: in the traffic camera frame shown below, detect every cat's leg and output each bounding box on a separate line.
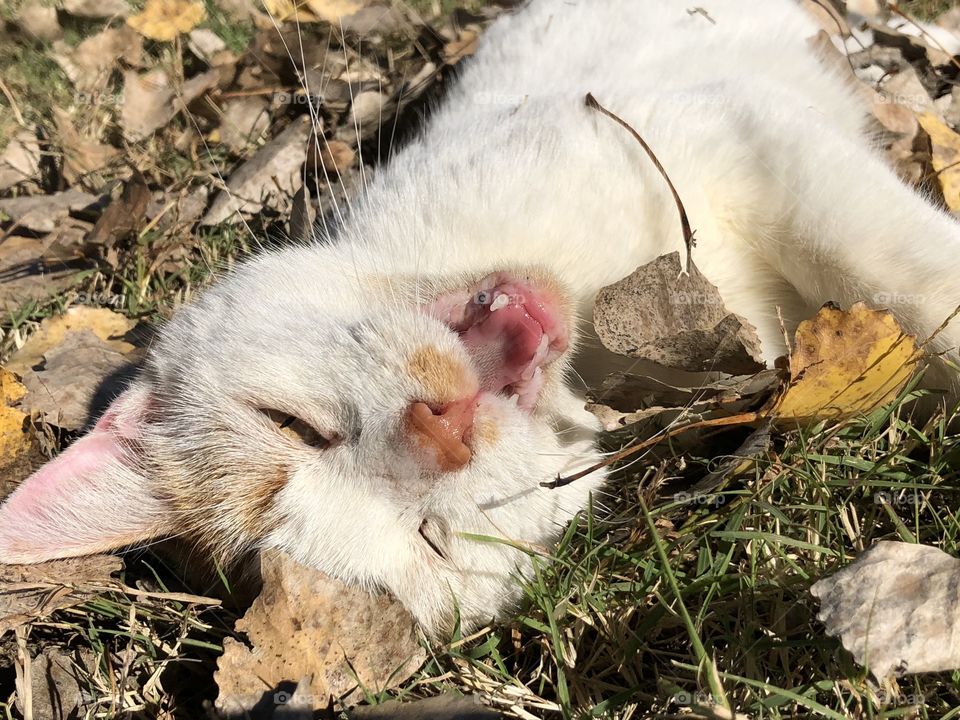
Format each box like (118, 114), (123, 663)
(745, 118), (960, 397)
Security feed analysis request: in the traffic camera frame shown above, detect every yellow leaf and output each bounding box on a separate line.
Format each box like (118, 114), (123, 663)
(773, 302), (921, 424)
(0, 369), (37, 486)
(6, 307), (136, 377)
(916, 112), (960, 212)
(261, 0), (361, 23)
(127, 0), (205, 42)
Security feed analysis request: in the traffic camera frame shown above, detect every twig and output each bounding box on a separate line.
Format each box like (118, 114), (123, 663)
(585, 92), (696, 273)
(541, 411), (760, 488)
(0, 76), (26, 127)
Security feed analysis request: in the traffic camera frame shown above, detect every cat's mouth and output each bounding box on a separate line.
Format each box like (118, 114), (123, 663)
(427, 273), (569, 410)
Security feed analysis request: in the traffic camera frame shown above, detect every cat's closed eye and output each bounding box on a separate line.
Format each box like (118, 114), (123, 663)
(261, 408), (335, 449)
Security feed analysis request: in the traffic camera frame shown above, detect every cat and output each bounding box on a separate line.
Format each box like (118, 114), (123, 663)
(2, 0), (958, 636)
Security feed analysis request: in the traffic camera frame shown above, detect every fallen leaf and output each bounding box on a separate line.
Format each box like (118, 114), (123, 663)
(214, 550), (426, 714)
(340, 91), (389, 141)
(0, 555), (124, 638)
(0, 236), (90, 313)
(62, 0), (131, 18)
(15, 330), (139, 431)
(310, 138), (355, 174)
(53, 108), (120, 184)
(443, 29), (479, 64)
(6, 307), (137, 377)
(0, 370), (42, 498)
(15, 0), (62, 42)
(0, 128), (41, 192)
(84, 172), (152, 257)
(262, 0), (362, 23)
(593, 252), (765, 375)
(121, 68), (220, 141)
(187, 27), (227, 63)
(18, 646), (96, 720)
(127, 0), (206, 41)
(772, 302), (921, 424)
(916, 112), (960, 211)
(51, 26), (143, 93)
(811, 542), (960, 679)
(0, 188), (99, 233)
(218, 96), (270, 154)
(203, 115), (311, 224)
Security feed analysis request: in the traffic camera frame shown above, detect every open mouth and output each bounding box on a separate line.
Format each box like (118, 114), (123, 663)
(426, 273), (569, 410)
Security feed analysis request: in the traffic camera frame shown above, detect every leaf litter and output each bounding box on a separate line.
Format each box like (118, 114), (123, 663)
(1, 0), (960, 717)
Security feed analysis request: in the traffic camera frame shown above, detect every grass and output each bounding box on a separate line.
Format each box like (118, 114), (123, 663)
(899, 0), (955, 20)
(402, 395), (960, 718)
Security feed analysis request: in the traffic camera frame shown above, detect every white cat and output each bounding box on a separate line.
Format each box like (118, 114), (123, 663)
(1, 0), (958, 636)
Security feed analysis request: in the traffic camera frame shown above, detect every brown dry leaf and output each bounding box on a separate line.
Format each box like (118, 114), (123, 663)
(187, 27), (227, 63)
(0, 236), (89, 313)
(53, 108), (120, 184)
(203, 115), (312, 224)
(217, 96), (270, 154)
(15, 330), (139, 431)
(85, 172), (152, 258)
(0, 370), (42, 498)
(811, 542), (960, 679)
(15, 0), (62, 42)
(214, 550), (426, 714)
(51, 26), (143, 93)
(62, 0), (131, 18)
(8, 308), (139, 431)
(593, 252), (765, 375)
(772, 302), (920, 424)
(0, 555), (124, 638)
(0, 188), (98, 233)
(442, 29), (479, 64)
(121, 68), (219, 141)
(916, 112), (960, 211)
(17, 646), (96, 720)
(127, 0), (206, 41)
(312, 138), (355, 174)
(262, 0), (362, 23)
(0, 128), (41, 192)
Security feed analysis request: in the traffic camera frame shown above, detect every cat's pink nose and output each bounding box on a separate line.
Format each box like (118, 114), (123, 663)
(405, 397), (477, 472)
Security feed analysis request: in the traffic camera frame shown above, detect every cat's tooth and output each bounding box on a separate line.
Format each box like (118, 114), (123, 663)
(508, 393), (520, 407)
(490, 293), (509, 312)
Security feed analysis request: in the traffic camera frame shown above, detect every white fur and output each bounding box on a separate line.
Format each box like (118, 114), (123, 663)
(3, 0), (960, 635)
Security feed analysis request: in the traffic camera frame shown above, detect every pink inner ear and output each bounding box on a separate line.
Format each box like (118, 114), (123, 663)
(0, 385), (170, 564)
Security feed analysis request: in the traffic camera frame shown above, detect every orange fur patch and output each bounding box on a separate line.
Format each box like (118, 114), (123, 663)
(407, 346), (472, 402)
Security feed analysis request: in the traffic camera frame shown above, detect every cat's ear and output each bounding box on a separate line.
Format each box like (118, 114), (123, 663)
(0, 383), (172, 564)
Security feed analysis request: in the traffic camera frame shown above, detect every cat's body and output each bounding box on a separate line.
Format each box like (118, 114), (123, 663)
(2, 0), (959, 635)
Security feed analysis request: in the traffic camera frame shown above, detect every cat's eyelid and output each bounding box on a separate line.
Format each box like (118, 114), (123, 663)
(259, 408), (338, 449)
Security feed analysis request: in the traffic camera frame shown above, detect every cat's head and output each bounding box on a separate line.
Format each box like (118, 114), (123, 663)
(0, 245), (603, 634)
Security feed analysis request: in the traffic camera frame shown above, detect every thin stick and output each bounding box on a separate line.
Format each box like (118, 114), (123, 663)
(541, 411), (760, 489)
(585, 92), (696, 273)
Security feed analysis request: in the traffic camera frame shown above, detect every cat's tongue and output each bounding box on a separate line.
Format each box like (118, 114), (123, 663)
(428, 276), (568, 410)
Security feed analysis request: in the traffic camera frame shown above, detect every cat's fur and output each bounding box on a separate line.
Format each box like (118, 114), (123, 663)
(2, 0), (959, 636)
